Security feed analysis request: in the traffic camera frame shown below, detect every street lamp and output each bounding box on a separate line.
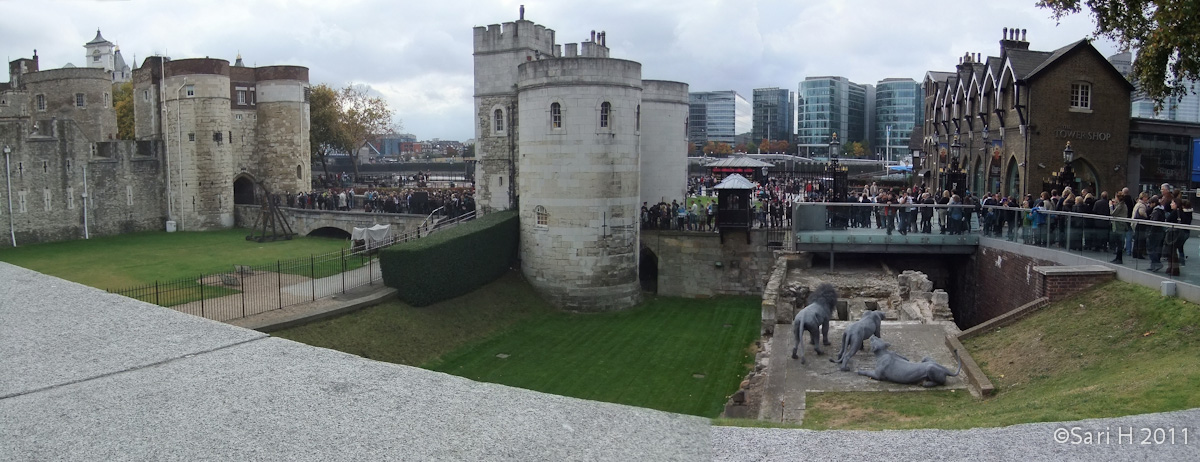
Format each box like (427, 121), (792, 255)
(911, 151), (921, 186)
(947, 136), (965, 196)
(1060, 141), (1076, 192)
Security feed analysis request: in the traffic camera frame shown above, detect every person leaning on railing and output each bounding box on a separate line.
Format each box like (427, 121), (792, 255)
(1131, 191), (1151, 259)
(1110, 192), (1130, 264)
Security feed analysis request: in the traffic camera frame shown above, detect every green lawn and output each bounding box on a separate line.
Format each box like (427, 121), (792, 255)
(0, 229), (353, 290)
(273, 271), (762, 418)
(800, 280), (1200, 430)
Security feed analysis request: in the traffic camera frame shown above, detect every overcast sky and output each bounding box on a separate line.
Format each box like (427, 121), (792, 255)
(2, 0), (1119, 142)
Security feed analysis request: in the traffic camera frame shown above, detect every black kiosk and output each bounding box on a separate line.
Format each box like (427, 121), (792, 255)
(713, 173), (755, 244)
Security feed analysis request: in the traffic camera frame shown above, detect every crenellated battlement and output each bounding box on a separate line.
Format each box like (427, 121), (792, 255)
(473, 20), (556, 55)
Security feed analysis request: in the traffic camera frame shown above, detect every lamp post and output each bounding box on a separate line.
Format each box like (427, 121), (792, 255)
(1060, 141), (1075, 192)
(827, 132), (847, 202)
(947, 136), (965, 197)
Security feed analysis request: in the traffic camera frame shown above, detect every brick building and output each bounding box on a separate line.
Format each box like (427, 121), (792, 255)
(922, 29), (1133, 198)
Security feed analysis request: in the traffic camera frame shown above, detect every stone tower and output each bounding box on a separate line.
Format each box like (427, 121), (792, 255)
(133, 56), (310, 230)
(640, 80), (690, 205)
(471, 16), (556, 213)
(517, 55), (644, 311)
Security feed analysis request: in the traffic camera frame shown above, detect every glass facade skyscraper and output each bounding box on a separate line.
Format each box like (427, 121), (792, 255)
(873, 78), (922, 161)
(752, 87), (794, 149)
(796, 76), (868, 156)
(688, 91), (751, 147)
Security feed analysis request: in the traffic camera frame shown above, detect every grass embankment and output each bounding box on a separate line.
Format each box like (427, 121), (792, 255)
(0, 229), (352, 289)
(273, 271), (761, 417)
(801, 280), (1200, 430)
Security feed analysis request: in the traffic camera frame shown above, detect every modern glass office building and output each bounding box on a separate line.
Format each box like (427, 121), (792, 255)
(688, 91), (751, 148)
(873, 78), (922, 161)
(796, 76), (871, 156)
(751, 87), (794, 149)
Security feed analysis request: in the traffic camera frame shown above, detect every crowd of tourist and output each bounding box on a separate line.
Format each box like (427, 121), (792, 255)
(281, 187), (475, 219)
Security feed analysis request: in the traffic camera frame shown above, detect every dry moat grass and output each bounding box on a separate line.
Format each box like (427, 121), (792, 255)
(799, 280), (1200, 430)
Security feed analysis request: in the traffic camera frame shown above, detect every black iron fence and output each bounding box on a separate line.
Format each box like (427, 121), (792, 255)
(107, 211), (476, 323)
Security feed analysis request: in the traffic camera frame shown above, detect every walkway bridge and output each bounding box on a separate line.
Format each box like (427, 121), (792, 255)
(234, 204), (433, 238)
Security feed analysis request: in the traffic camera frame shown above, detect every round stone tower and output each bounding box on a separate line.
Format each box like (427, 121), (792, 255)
(23, 67), (116, 141)
(161, 58), (234, 230)
(252, 65), (310, 196)
(517, 57), (643, 311)
(639, 80), (690, 205)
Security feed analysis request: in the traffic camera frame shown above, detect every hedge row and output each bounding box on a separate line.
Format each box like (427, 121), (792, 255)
(380, 210), (518, 306)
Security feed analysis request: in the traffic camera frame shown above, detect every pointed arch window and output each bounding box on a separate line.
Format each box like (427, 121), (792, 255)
(600, 102), (611, 128)
(551, 102), (561, 128)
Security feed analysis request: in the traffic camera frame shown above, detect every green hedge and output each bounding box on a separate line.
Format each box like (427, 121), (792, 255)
(380, 210), (518, 306)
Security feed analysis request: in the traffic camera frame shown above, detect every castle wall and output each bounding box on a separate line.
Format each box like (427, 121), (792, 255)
(516, 57), (643, 311)
(640, 80), (689, 205)
(0, 89), (28, 118)
(162, 65), (234, 230)
(472, 20), (557, 214)
(23, 68), (116, 141)
(253, 69), (310, 196)
(0, 119), (166, 247)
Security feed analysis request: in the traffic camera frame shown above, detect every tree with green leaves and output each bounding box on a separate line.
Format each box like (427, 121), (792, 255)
(113, 81), (134, 140)
(308, 84), (348, 180)
(308, 83), (399, 180)
(1039, 0), (1200, 108)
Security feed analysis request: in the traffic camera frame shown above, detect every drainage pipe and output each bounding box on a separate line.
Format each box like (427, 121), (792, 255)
(4, 145), (15, 247)
(82, 161), (90, 239)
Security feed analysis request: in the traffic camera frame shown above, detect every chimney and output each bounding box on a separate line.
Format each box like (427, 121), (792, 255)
(1000, 27), (1030, 53)
(519, 4), (524, 20)
(600, 31), (606, 47)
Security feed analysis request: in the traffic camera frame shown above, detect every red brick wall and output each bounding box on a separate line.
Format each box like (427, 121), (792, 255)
(1039, 272), (1116, 301)
(960, 247), (1054, 328)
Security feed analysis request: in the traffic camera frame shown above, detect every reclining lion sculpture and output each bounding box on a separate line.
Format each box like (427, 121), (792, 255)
(857, 336), (962, 387)
(829, 310), (884, 371)
(790, 283), (839, 365)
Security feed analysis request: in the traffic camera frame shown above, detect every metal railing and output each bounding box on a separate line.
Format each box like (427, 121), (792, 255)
(107, 210), (477, 323)
(794, 201), (1200, 281)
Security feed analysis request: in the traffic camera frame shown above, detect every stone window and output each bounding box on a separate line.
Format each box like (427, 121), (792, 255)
(66, 159), (71, 171)
(127, 185), (134, 206)
(213, 131), (223, 144)
(104, 92), (110, 108)
(18, 190), (26, 213)
(237, 90), (247, 105)
(297, 164), (302, 180)
(551, 103), (561, 129)
(42, 160), (47, 173)
(494, 108), (505, 133)
(1, 98), (6, 106)
(534, 205), (548, 226)
(75, 93), (85, 108)
(636, 105), (641, 131)
(600, 102), (611, 128)
(235, 114), (243, 120)
(185, 85), (195, 97)
(36, 94), (45, 111)
(1070, 83), (1092, 110)
(143, 89), (150, 101)
(67, 187), (74, 209)
(43, 188), (51, 211)
(188, 133), (195, 142)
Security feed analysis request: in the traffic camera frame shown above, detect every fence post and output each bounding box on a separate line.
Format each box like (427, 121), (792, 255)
(199, 274), (205, 319)
(155, 281), (160, 306)
(311, 254), (316, 301)
(341, 248), (346, 294)
(277, 260), (283, 310)
(241, 271), (246, 319)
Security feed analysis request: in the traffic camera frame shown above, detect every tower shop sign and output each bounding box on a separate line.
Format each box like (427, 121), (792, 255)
(1055, 129), (1113, 142)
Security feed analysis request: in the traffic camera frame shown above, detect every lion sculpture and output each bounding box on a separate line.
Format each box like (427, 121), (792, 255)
(829, 310), (884, 371)
(857, 336), (962, 387)
(790, 283), (839, 365)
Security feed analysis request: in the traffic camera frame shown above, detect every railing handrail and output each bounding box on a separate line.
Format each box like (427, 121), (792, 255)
(794, 201), (1200, 232)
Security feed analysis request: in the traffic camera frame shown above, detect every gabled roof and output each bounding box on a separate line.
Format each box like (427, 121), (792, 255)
(704, 156), (773, 168)
(713, 173), (755, 190)
(86, 29), (113, 46)
(1005, 49), (1054, 80)
(1024, 39), (1135, 90)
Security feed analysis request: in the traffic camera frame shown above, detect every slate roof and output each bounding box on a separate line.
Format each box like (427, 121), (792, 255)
(85, 29), (113, 46)
(713, 173), (756, 190)
(1006, 49), (1054, 79)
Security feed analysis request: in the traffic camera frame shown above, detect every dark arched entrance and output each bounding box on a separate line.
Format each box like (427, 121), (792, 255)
(307, 226), (351, 240)
(639, 247), (658, 293)
(234, 176), (257, 205)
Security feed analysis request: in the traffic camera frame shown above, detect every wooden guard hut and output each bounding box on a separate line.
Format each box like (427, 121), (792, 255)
(713, 173), (755, 243)
(705, 156), (774, 182)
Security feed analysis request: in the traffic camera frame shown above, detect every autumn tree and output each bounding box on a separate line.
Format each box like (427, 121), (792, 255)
(308, 84), (348, 179)
(113, 81), (134, 140)
(703, 141), (733, 156)
(1039, 0), (1200, 108)
(309, 83), (400, 179)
